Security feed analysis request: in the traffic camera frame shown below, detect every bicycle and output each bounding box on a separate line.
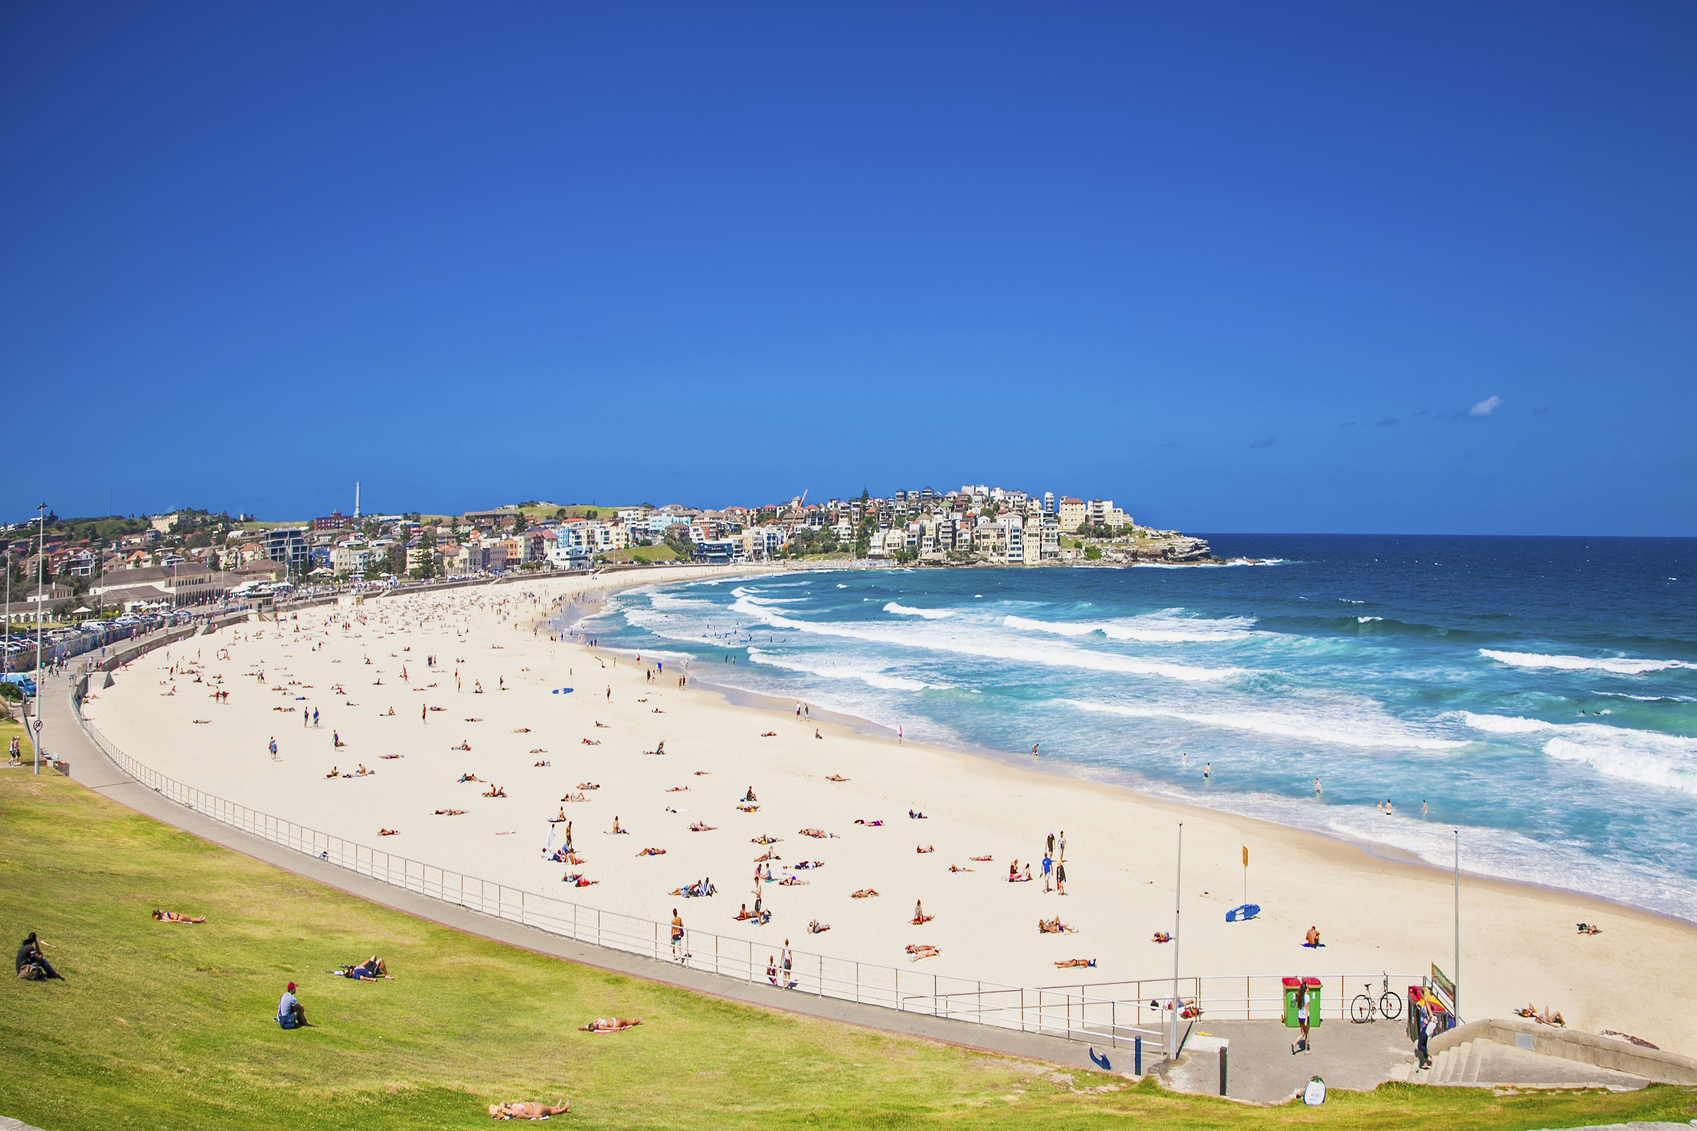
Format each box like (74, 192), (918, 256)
(1351, 973), (1403, 1024)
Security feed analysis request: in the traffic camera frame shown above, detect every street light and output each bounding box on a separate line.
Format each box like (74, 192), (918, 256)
(33, 502), (46, 775)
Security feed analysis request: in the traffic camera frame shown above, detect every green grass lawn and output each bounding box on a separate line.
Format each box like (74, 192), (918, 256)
(2, 769), (1691, 1130)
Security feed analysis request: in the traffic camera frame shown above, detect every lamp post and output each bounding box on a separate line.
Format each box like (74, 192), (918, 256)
(1453, 829), (1461, 1021)
(33, 503), (46, 775)
(1171, 821), (1183, 1059)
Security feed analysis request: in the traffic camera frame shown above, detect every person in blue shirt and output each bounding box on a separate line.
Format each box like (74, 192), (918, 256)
(277, 981), (310, 1028)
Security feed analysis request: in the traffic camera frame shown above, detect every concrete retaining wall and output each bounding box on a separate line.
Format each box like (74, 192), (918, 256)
(1429, 1017), (1697, 1084)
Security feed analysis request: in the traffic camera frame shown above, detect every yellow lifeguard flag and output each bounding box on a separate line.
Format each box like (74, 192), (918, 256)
(1242, 846), (1249, 867)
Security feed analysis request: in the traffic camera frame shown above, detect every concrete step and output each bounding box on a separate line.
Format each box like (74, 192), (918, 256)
(1427, 1044), (1460, 1085)
(1463, 1039), (1485, 1083)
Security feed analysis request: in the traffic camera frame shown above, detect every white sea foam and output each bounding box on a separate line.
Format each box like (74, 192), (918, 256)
(1480, 649), (1697, 675)
(726, 594), (1241, 682)
(1465, 714), (1697, 793)
(1358, 616), (1383, 623)
(745, 648), (938, 691)
(1063, 698), (1464, 751)
(884, 602), (956, 620)
(1002, 611), (1256, 644)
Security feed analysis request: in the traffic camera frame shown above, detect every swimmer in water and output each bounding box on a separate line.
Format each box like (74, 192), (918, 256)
(1202, 762), (1210, 780)
(1314, 778), (1322, 797)
(1421, 799), (1428, 816)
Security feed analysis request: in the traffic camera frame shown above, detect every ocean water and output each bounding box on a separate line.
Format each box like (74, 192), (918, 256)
(580, 536), (1697, 923)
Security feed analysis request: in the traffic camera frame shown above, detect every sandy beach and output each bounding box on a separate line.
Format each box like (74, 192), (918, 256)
(82, 566), (1697, 1056)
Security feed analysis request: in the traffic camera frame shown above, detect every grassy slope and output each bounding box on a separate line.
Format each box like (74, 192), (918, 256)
(1, 770), (1691, 1130)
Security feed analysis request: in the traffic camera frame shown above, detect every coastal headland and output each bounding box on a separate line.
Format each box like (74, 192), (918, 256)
(83, 565), (1697, 1057)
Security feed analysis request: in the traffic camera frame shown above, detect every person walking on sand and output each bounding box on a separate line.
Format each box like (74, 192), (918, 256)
(269, 737), (278, 760)
(1058, 831), (1066, 861)
(1055, 860), (1067, 895)
(1046, 832), (1054, 857)
(1042, 850), (1053, 892)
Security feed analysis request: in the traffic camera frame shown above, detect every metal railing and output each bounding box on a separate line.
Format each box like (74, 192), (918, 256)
(1037, 974), (1424, 1027)
(69, 676), (1163, 1056)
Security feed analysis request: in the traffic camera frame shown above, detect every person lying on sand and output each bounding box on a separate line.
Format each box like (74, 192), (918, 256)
(489, 1099), (569, 1120)
(1576, 922), (1602, 935)
(735, 904), (755, 920)
(533, 760), (550, 767)
(909, 810), (928, 819)
(826, 774), (848, 782)
(738, 803), (760, 812)
(778, 876), (808, 886)
(458, 773), (481, 782)
(793, 860), (822, 869)
(851, 888), (879, 899)
(752, 835), (780, 844)
(1152, 931), (1172, 943)
(581, 1017), (641, 1033)
(595, 721), (609, 728)
(1054, 958), (1097, 969)
(453, 742), (472, 752)
(1037, 917), (1076, 934)
(638, 847), (666, 856)
(324, 767), (339, 778)
(905, 944), (940, 960)
(948, 864), (973, 872)
(799, 828), (836, 839)
(580, 738), (602, 746)
(152, 910), (206, 923)
(577, 782), (601, 790)
(435, 809), (467, 816)
(916, 845), (934, 854)
(808, 919), (829, 934)
(561, 874), (597, 887)
(481, 785), (506, 798)
(760, 731), (777, 737)
(854, 819), (883, 827)
(378, 828), (399, 836)
(689, 822), (716, 832)
(666, 786), (689, 792)
(560, 792), (588, 802)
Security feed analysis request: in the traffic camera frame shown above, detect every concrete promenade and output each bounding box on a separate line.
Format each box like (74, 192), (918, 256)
(41, 657), (1108, 1076)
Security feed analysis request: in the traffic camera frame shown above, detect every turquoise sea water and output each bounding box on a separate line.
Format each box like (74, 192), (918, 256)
(581, 535), (1697, 922)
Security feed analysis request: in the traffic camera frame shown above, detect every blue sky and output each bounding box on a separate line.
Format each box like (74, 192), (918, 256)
(3, 3), (1693, 534)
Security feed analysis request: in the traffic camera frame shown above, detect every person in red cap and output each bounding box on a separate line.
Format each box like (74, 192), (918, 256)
(277, 981), (310, 1028)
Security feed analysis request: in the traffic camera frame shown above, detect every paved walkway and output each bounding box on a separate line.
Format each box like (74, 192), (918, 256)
(42, 667), (1106, 1075)
(1165, 1018), (1420, 1104)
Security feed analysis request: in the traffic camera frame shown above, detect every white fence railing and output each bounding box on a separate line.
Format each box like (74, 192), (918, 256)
(71, 678), (1164, 1057)
(1037, 974), (1424, 1028)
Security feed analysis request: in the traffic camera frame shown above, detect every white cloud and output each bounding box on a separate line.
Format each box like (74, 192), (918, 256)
(1469, 396), (1503, 417)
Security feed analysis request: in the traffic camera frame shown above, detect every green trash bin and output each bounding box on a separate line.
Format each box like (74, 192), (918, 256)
(1282, 977), (1323, 1027)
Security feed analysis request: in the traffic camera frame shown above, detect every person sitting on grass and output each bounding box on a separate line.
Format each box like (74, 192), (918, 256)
(15, 932), (64, 981)
(151, 910), (206, 924)
(489, 1099), (570, 1120)
(579, 1017), (641, 1033)
(277, 981), (310, 1028)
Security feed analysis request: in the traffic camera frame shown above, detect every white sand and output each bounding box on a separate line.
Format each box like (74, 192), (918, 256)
(84, 567), (1697, 1054)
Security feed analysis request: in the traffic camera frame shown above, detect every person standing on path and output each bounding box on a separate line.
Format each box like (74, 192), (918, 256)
(671, 909), (684, 961)
(780, 940), (793, 987)
(1292, 986), (1312, 1054)
(1055, 860), (1066, 895)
